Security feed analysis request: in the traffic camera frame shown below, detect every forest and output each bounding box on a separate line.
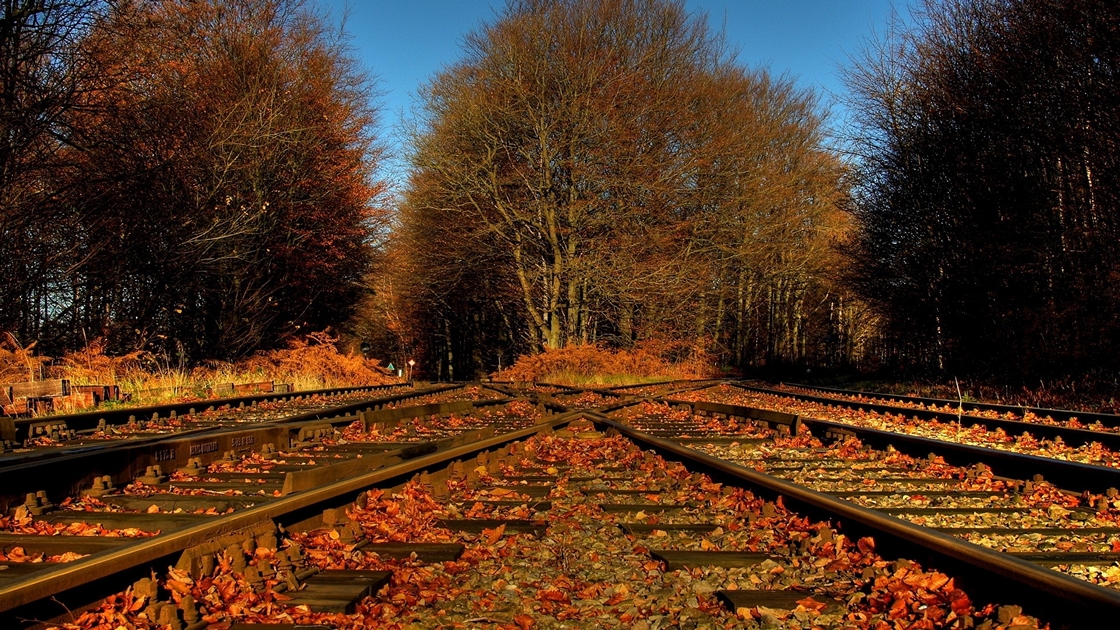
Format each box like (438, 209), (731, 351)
(1, 0), (1117, 388)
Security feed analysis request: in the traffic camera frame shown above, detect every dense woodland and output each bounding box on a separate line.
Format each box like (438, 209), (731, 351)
(1, 0), (1118, 386)
(844, 0), (1120, 379)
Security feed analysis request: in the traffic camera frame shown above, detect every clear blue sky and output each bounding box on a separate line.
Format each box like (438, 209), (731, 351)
(314, 0), (903, 182)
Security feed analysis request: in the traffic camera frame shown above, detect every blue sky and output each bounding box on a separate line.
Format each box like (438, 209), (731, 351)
(314, 1), (903, 182)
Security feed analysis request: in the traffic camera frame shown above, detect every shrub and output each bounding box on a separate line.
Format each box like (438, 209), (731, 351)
(0, 334), (49, 383)
(499, 342), (714, 386)
(237, 330), (396, 390)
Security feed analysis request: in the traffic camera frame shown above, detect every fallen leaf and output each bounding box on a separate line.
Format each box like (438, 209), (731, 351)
(797, 596), (827, 612)
(482, 523), (506, 545)
(166, 580), (192, 595)
(538, 589), (569, 603)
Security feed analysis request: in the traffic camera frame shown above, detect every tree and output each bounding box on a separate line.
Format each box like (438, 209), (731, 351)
(0, 0), (109, 348)
(58, 0), (386, 359)
(688, 65), (851, 368)
(845, 0), (1120, 377)
(392, 0), (851, 378)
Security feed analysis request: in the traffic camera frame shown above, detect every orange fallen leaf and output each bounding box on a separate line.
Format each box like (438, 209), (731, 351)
(166, 580), (192, 595)
(538, 589), (569, 602)
(796, 596), (827, 612)
(482, 523), (506, 545)
(514, 613), (534, 629)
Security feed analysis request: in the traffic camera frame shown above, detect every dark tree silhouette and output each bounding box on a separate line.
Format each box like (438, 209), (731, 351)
(845, 0), (1120, 378)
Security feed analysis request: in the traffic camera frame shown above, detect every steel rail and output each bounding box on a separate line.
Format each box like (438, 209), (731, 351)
(782, 381), (1120, 428)
(586, 410), (1120, 628)
(727, 382), (1120, 450)
(661, 394), (1120, 494)
(0, 384), (464, 474)
(0, 409), (580, 619)
(798, 417), (1120, 495)
(272, 383), (466, 425)
(599, 379), (724, 392)
(4, 382), (416, 441)
(0, 388), (519, 514)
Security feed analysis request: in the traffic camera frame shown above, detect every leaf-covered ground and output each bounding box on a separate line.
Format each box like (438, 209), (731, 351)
(53, 432), (1043, 629)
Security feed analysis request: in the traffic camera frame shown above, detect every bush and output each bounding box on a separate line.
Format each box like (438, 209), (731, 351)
(499, 342), (714, 386)
(0, 334), (49, 383)
(236, 330), (396, 390)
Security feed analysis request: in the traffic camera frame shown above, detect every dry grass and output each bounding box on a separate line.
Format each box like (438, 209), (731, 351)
(0, 333), (50, 383)
(1, 330), (399, 407)
(499, 342), (714, 386)
(53, 337), (149, 385)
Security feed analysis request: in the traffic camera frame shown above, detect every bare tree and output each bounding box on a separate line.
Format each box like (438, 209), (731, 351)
(0, 0), (109, 347)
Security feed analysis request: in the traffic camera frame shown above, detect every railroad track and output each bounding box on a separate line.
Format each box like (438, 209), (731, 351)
(778, 381), (1120, 428)
(0, 382), (515, 473)
(637, 388), (1120, 624)
(0, 384), (514, 515)
(0, 384), (532, 626)
(684, 381), (1120, 469)
(2, 380), (1118, 628)
(2, 383), (417, 451)
(737, 381), (1120, 447)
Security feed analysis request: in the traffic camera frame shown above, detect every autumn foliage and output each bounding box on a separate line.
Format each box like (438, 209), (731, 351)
(387, 0), (853, 380)
(236, 331), (395, 389)
(0, 334), (50, 384)
(0, 0), (384, 362)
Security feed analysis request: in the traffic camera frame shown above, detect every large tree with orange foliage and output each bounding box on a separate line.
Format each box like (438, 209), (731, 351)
(388, 0), (851, 379)
(14, 0), (386, 359)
